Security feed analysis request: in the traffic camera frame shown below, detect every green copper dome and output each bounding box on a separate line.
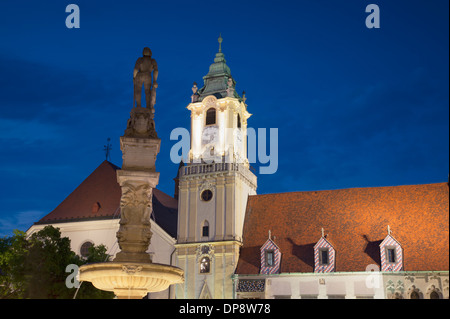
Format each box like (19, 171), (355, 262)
(196, 35), (241, 101)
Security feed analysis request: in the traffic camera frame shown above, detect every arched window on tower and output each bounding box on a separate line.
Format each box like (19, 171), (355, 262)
(202, 220), (210, 238)
(237, 114), (241, 129)
(206, 108), (216, 125)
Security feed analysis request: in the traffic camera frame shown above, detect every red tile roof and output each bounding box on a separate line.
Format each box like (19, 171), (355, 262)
(236, 183), (449, 274)
(36, 161), (178, 237)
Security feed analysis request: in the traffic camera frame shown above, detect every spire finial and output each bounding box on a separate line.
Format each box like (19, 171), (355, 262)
(268, 230), (271, 240)
(387, 225), (392, 235)
(218, 33), (223, 53)
(321, 228), (325, 238)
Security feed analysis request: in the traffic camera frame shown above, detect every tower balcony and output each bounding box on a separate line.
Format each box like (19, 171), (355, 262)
(179, 162), (257, 187)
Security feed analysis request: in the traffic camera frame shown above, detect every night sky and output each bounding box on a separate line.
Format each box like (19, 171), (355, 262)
(0, 0), (448, 236)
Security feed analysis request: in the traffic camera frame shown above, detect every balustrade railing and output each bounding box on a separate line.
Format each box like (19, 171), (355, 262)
(179, 162), (256, 185)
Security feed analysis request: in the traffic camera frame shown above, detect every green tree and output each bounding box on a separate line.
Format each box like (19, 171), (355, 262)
(0, 230), (28, 298)
(0, 226), (114, 299)
(24, 225), (78, 298)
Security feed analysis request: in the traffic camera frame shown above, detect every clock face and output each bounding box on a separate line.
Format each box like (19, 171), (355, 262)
(202, 126), (218, 145)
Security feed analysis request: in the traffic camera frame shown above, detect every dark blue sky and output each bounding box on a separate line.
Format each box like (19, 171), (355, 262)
(0, 0), (448, 236)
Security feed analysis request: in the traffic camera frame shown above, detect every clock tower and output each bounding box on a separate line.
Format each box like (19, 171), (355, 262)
(175, 36), (257, 299)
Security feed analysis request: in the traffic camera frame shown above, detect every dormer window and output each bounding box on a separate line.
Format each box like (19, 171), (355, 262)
(205, 108), (216, 125)
(314, 229), (335, 273)
(265, 250), (275, 267)
(380, 226), (403, 272)
(260, 231), (281, 274)
(386, 247), (396, 263)
(319, 248), (329, 265)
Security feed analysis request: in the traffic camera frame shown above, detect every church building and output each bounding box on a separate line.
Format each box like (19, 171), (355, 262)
(27, 37), (449, 299)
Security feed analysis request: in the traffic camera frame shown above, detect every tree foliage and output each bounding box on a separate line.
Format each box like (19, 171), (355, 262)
(0, 229), (28, 298)
(0, 226), (114, 299)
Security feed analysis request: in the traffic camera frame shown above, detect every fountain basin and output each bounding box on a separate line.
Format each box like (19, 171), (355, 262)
(79, 262), (184, 299)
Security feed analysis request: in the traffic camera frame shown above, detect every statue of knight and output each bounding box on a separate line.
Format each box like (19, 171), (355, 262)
(133, 47), (158, 109)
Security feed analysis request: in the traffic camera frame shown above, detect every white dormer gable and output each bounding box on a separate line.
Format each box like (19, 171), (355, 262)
(260, 231), (281, 274)
(379, 226), (403, 272)
(314, 229), (336, 273)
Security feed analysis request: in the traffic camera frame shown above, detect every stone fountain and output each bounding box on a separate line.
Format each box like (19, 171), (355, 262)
(79, 47), (184, 299)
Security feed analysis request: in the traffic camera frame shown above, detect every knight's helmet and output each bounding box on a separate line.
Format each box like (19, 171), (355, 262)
(143, 47), (152, 57)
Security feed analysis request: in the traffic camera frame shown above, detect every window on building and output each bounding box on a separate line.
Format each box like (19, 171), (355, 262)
(200, 256), (210, 273)
(202, 221), (209, 237)
(319, 248), (329, 265)
(201, 189), (213, 202)
(206, 108), (216, 125)
(430, 291), (440, 299)
(265, 250), (274, 267)
(410, 291), (420, 299)
(386, 248), (396, 263)
(393, 292), (403, 299)
(260, 238), (281, 275)
(80, 241), (94, 258)
(237, 114), (241, 129)
(380, 234), (403, 272)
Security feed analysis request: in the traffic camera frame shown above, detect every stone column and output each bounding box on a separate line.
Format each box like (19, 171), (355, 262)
(79, 49), (184, 299)
(114, 169), (159, 263)
(114, 106), (161, 264)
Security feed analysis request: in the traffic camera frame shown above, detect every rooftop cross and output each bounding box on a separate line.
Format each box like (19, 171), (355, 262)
(104, 137), (112, 161)
(218, 34), (223, 53)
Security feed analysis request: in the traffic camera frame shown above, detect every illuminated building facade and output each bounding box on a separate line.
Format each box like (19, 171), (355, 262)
(27, 38), (449, 299)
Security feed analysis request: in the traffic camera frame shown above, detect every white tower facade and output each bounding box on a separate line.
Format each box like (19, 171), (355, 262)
(175, 36), (257, 299)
